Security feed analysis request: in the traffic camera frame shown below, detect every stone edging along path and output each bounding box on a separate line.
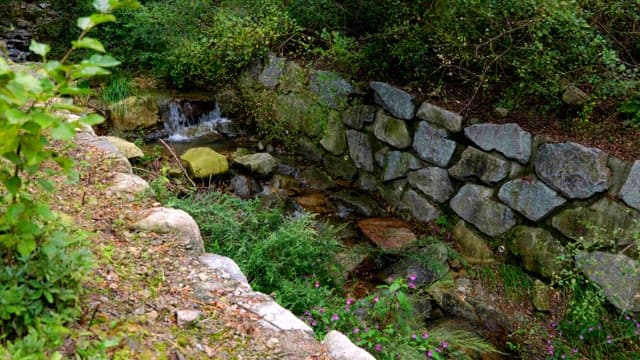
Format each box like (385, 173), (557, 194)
(72, 126), (375, 360)
(242, 55), (640, 314)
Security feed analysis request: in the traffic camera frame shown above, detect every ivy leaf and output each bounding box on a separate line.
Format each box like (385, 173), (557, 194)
(79, 113), (104, 126)
(29, 40), (50, 59)
(17, 236), (36, 258)
(72, 37), (106, 53)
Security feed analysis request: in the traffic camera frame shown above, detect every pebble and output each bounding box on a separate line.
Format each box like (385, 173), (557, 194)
(176, 309), (201, 327)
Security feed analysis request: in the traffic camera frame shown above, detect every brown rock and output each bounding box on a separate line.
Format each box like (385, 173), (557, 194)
(357, 218), (417, 251)
(295, 193), (332, 214)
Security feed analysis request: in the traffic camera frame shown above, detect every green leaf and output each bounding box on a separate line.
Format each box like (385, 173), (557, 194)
(51, 102), (85, 114)
(77, 14), (115, 31)
(5, 108), (29, 124)
(12, 73), (43, 94)
(29, 40), (50, 58)
(79, 113), (104, 125)
(0, 57), (10, 75)
(3, 176), (22, 195)
(72, 37), (106, 53)
(51, 123), (76, 141)
(389, 281), (401, 292)
(32, 112), (58, 128)
(37, 178), (55, 193)
(84, 54), (120, 67)
(17, 236), (36, 257)
(6, 203), (26, 221)
(69, 64), (111, 79)
(59, 85), (94, 96)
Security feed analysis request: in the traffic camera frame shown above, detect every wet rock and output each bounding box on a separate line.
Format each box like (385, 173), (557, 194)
(381, 178), (408, 208)
(498, 177), (566, 221)
(132, 207), (205, 254)
(180, 147), (229, 178)
(412, 121), (457, 167)
(230, 175), (252, 198)
(575, 252), (640, 313)
(258, 53), (287, 88)
(357, 218), (418, 251)
(535, 142), (610, 199)
(551, 198), (640, 248)
(234, 153), (277, 176)
(346, 130), (374, 172)
(619, 160), (640, 211)
(372, 110), (411, 149)
(107, 173), (150, 196)
(342, 105), (376, 130)
(319, 112), (347, 155)
(104, 136), (144, 159)
(448, 147), (510, 185)
(369, 81), (415, 120)
(295, 193), (332, 214)
(450, 184), (516, 236)
(109, 96), (159, 131)
(356, 172), (380, 192)
(464, 123), (532, 164)
(323, 154), (358, 181)
(381, 151), (422, 181)
(397, 189), (441, 222)
(176, 310), (201, 327)
(299, 167), (336, 191)
(309, 70), (353, 109)
(330, 190), (385, 217)
(407, 167), (454, 204)
(451, 221), (494, 264)
(415, 102), (462, 132)
(323, 331), (376, 360)
(508, 226), (567, 279)
(199, 254), (249, 286)
(531, 280), (553, 312)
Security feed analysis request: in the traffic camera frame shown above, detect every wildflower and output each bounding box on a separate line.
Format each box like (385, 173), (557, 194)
(373, 296), (379, 303)
(579, 335), (584, 340)
(375, 344), (382, 352)
(561, 355), (566, 359)
(346, 298), (354, 305)
(311, 320), (317, 326)
(353, 328), (360, 334)
(422, 332), (429, 339)
(550, 322), (557, 328)
(588, 327), (593, 332)
(411, 333), (417, 340)
(331, 314), (339, 321)
(572, 348), (578, 354)
(441, 340), (448, 349)
(607, 335), (612, 344)
(314, 281), (320, 288)
(409, 274), (417, 282)
(319, 308), (325, 314)
(426, 350), (433, 358)
(408, 282), (416, 289)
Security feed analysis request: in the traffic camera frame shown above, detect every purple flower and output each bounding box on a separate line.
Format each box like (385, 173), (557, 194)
(409, 274), (417, 281)
(408, 282), (416, 289)
(311, 320), (317, 326)
(411, 333), (417, 340)
(561, 355), (566, 359)
(318, 308), (325, 314)
(314, 281), (320, 288)
(588, 327), (593, 332)
(373, 296), (379, 303)
(375, 344), (382, 352)
(331, 314), (339, 321)
(353, 328), (360, 334)
(427, 350), (433, 358)
(572, 348), (578, 353)
(346, 298), (354, 305)
(607, 335), (612, 344)
(422, 332), (429, 339)
(441, 340), (448, 349)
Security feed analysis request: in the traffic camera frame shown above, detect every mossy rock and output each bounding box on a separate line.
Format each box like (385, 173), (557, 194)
(180, 147), (229, 178)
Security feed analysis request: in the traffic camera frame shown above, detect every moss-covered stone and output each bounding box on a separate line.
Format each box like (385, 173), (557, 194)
(180, 147), (229, 178)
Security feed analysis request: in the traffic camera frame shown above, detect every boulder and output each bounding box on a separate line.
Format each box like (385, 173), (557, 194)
(498, 177), (566, 221)
(397, 189), (441, 222)
(531, 280), (553, 312)
(199, 253), (249, 286)
(369, 81), (415, 120)
(309, 70), (353, 109)
(416, 102), (463, 132)
(619, 160), (640, 211)
(507, 226), (567, 279)
(575, 252), (640, 313)
(607, 156), (631, 197)
(346, 130), (374, 172)
(230, 175), (252, 198)
(247, 300), (313, 333)
(381, 179), (409, 208)
(448, 146), (510, 185)
(109, 96), (159, 131)
(450, 184), (516, 237)
(451, 221), (494, 264)
(381, 151), (422, 181)
(377, 249), (449, 286)
(323, 153), (358, 181)
(562, 85), (588, 106)
(412, 121), (457, 167)
(551, 198), (640, 248)
(180, 147), (229, 178)
(356, 172), (380, 192)
(330, 190), (385, 217)
(234, 152), (277, 176)
(74, 131), (132, 174)
(132, 207), (204, 254)
(372, 110), (411, 149)
(357, 218), (418, 251)
(104, 136), (144, 159)
(299, 167), (336, 191)
(407, 167), (454, 203)
(106, 173), (150, 196)
(535, 142), (610, 199)
(278, 61), (306, 93)
(464, 123), (532, 164)
(323, 331), (376, 360)
(341, 105), (376, 130)
(319, 112), (347, 155)
(258, 53), (287, 88)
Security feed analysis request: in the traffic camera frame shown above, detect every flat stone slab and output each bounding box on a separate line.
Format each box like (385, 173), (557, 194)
(357, 218), (417, 251)
(407, 167), (454, 203)
(346, 130), (374, 172)
(370, 81), (415, 120)
(448, 146), (510, 185)
(372, 109), (411, 149)
(330, 190), (385, 217)
(234, 153), (277, 176)
(498, 177), (566, 221)
(323, 331), (375, 360)
(199, 253), (249, 286)
(397, 189), (441, 222)
(575, 252), (640, 313)
(450, 184), (516, 237)
(247, 300), (313, 333)
(412, 121), (457, 167)
(535, 142), (610, 199)
(619, 160), (640, 211)
(464, 123), (531, 164)
(416, 102), (462, 132)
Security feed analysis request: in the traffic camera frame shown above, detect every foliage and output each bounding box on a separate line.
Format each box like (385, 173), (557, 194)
(0, 0), (138, 355)
(167, 191), (340, 314)
(100, 73), (136, 104)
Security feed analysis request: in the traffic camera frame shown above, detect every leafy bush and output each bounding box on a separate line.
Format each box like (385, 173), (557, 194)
(0, 0), (138, 355)
(167, 191), (340, 313)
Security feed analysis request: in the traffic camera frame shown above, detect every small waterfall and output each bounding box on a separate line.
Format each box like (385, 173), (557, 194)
(163, 100), (238, 142)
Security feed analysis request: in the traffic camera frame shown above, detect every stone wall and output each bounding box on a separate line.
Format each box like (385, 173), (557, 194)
(240, 55), (640, 313)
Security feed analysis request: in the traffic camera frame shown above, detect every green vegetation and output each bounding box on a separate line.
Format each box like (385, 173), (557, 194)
(0, 1), (138, 357)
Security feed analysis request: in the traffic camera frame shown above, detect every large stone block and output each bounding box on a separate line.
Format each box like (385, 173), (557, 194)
(535, 142), (610, 199)
(619, 160), (640, 211)
(370, 81), (415, 120)
(398, 189), (441, 222)
(448, 146), (510, 185)
(346, 130), (374, 172)
(450, 184), (516, 237)
(498, 177), (566, 221)
(381, 151), (422, 181)
(464, 123), (532, 164)
(416, 102), (462, 132)
(412, 121), (457, 167)
(319, 111), (347, 155)
(407, 167), (454, 203)
(341, 105), (377, 130)
(372, 109), (411, 149)
(507, 226), (566, 279)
